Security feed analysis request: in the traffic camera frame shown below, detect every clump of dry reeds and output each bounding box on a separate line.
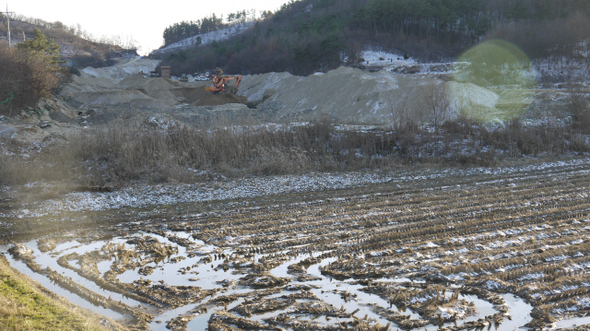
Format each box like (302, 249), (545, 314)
(1, 111), (589, 187)
(53, 119), (398, 184)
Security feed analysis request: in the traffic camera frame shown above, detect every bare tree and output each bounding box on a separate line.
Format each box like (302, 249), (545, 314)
(421, 83), (451, 134)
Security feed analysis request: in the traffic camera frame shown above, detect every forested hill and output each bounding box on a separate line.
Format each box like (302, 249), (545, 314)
(159, 0), (590, 76)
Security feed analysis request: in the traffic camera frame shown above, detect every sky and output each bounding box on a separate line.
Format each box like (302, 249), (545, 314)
(7, 0), (291, 55)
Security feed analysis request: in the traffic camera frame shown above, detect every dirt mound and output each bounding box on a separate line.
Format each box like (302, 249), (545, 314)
(238, 66), (524, 125)
(62, 70), (247, 109)
(62, 60), (517, 125)
(132, 78), (180, 106)
(118, 74), (151, 88)
(239, 67), (441, 124)
(185, 88), (248, 106)
(68, 90), (153, 106)
(61, 74), (118, 94)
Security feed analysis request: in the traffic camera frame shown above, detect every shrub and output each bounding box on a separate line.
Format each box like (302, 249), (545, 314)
(2, 114), (589, 187)
(570, 92), (590, 134)
(0, 44), (59, 114)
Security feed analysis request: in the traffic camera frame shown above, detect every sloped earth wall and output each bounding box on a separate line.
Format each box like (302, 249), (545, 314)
(238, 67), (560, 125)
(56, 59), (569, 128)
(239, 67), (440, 124)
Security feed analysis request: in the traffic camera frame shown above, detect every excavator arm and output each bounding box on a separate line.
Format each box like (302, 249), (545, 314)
(234, 75), (242, 90)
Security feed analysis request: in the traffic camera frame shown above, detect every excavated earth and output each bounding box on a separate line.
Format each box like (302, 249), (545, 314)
(58, 58), (252, 129)
(0, 57), (574, 148)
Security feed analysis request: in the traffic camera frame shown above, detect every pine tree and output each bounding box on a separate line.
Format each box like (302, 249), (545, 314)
(17, 28), (62, 69)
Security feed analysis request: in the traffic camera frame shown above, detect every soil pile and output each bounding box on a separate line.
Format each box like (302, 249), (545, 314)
(58, 59), (545, 126)
(82, 58), (158, 80)
(237, 66), (534, 125)
(238, 67), (441, 124)
(185, 88), (247, 106)
(61, 59), (247, 109)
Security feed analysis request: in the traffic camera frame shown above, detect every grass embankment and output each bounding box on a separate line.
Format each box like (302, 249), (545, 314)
(0, 255), (122, 331)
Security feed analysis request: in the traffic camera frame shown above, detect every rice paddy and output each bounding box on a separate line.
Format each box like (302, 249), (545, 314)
(5, 159), (590, 330)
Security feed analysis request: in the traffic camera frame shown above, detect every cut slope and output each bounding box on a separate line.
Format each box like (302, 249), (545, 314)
(237, 67), (528, 125)
(239, 67), (442, 124)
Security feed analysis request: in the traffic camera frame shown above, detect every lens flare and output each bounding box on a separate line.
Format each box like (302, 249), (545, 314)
(449, 39), (536, 122)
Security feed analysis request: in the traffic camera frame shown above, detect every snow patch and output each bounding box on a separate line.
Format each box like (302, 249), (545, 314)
(151, 23), (254, 57)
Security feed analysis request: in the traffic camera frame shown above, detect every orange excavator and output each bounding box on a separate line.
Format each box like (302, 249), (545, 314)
(205, 68), (242, 94)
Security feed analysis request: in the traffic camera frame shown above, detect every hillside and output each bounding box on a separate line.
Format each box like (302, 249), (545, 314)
(151, 22), (254, 57)
(158, 0), (590, 77)
(0, 15), (134, 66)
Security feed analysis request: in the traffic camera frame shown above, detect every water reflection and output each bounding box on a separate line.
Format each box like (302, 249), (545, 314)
(7, 229), (536, 330)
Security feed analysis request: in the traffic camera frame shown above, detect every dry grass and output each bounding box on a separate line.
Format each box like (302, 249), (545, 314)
(0, 255), (125, 331)
(60, 119), (395, 185)
(0, 116), (588, 187)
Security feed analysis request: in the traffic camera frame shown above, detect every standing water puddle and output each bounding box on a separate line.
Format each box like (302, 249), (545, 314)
(550, 316), (590, 330)
(5, 254), (129, 321)
(7, 228), (537, 330)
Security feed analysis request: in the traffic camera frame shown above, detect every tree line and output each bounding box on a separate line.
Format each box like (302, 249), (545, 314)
(158, 0), (590, 76)
(163, 14), (223, 46)
(162, 10), (264, 47)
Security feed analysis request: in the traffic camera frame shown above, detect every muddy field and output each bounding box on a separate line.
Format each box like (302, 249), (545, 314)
(3, 158), (590, 330)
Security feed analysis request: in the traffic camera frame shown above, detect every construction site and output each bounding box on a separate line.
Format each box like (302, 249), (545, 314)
(51, 54), (568, 130)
